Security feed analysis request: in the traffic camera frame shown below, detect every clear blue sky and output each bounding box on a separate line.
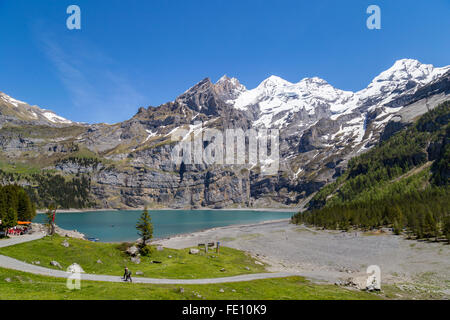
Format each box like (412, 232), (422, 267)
(0, 0), (449, 124)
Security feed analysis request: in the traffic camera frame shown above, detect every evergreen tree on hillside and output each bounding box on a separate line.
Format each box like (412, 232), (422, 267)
(423, 210), (437, 240)
(136, 207), (153, 255)
(293, 101), (450, 240)
(17, 189), (36, 221)
(0, 184), (35, 233)
(443, 216), (450, 243)
(4, 208), (17, 232)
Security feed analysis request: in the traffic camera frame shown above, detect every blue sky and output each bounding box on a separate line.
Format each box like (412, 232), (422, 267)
(0, 0), (449, 124)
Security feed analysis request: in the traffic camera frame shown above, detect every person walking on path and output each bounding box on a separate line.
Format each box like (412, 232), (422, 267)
(123, 267), (133, 283)
(123, 267), (132, 282)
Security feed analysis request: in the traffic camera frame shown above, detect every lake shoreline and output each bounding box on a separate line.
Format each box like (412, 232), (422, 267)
(149, 218), (292, 243)
(154, 220), (450, 298)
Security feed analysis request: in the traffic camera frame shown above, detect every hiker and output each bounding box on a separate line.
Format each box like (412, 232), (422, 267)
(123, 267), (132, 282)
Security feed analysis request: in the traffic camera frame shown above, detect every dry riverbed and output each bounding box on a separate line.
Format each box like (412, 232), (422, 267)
(154, 220), (450, 299)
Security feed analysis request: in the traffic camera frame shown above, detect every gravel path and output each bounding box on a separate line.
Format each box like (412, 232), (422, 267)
(0, 232), (295, 284)
(0, 233), (46, 248)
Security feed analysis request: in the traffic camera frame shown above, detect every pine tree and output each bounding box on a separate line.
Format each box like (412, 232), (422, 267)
(136, 207), (153, 253)
(17, 190), (35, 221)
(423, 210), (436, 239)
(4, 208), (18, 232)
(443, 216), (450, 244)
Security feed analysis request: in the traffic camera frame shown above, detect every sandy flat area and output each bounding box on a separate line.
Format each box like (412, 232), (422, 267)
(154, 219), (450, 297)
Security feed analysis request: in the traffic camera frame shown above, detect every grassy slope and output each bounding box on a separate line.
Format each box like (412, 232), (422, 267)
(0, 268), (380, 300)
(0, 235), (267, 279)
(0, 236), (381, 300)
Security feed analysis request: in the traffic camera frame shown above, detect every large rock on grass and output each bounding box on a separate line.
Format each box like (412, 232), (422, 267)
(189, 248), (199, 255)
(126, 245), (139, 256)
(50, 261), (62, 269)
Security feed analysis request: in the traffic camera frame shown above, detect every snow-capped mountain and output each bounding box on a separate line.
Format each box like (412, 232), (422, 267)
(0, 91), (73, 126)
(225, 59), (449, 128)
(202, 59), (450, 204)
(0, 58), (449, 209)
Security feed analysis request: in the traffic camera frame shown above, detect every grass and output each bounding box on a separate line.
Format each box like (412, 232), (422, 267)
(0, 236), (384, 300)
(0, 160), (41, 175)
(0, 267), (381, 300)
(0, 235), (267, 279)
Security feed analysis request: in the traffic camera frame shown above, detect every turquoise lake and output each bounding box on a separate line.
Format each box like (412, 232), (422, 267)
(32, 210), (293, 242)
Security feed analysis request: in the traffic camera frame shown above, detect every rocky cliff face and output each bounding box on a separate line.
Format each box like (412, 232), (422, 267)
(0, 59), (449, 209)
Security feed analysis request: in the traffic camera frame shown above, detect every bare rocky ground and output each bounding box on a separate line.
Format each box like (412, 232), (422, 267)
(154, 220), (450, 299)
(29, 223), (86, 239)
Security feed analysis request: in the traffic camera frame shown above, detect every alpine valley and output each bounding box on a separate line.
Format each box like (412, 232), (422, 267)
(1, 58), (449, 210)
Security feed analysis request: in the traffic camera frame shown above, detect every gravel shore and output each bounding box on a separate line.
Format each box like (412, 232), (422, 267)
(29, 223), (86, 239)
(154, 219), (450, 297)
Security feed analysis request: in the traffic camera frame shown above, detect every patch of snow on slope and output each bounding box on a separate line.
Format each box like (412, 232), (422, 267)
(42, 111), (72, 124)
(0, 93), (27, 107)
(143, 129), (158, 143)
(293, 167), (303, 179)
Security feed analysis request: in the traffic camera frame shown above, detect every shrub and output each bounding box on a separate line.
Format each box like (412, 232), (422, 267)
(139, 245), (153, 257)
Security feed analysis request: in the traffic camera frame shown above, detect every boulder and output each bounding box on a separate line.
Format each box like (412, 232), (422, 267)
(131, 256), (141, 264)
(61, 240), (70, 248)
(189, 248), (200, 255)
(135, 271), (144, 275)
(50, 261), (62, 269)
(96, 259), (103, 264)
(366, 277), (381, 291)
(126, 245), (139, 256)
(219, 288), (224, 293)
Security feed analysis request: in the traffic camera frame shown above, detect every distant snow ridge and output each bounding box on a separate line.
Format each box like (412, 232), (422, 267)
(0, 91), (73, 125)
(225, 59), (450, 128)
(41, 111), (72, 124)
(0, 92), (27, 107)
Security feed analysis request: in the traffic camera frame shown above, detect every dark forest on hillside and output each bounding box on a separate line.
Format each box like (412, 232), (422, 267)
(293, 101), (450, 242)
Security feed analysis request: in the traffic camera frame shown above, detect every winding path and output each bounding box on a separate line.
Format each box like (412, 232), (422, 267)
(0, 233), (295, 284)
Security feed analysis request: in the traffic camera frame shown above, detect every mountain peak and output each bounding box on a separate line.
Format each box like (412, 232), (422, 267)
(216, 74), (231, 83)
(215, 75), (246, 101)
(392, 58), (422, 68)
(0, 91), (27, 107)
(372, 59), (449, 86)
(258, 75), (292, 88)
(298, 77), (329, 86)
